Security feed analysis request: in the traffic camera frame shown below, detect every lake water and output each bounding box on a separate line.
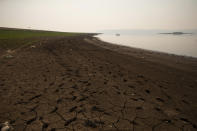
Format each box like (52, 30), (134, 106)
(96, 32), (197, 58)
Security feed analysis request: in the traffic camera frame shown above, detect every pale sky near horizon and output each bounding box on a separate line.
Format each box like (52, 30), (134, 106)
(0, 0), (197, 32)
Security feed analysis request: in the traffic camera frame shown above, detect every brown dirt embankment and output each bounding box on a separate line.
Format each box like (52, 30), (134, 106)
(0, 35), (197, 130)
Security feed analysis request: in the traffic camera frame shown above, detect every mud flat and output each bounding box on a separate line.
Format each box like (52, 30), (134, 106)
(0, 35), (197, 130)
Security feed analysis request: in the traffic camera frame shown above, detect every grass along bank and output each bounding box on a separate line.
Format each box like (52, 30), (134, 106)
(0, 28), (80, 49)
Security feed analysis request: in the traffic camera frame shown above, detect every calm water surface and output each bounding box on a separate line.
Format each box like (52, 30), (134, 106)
(96, 34), (197, 58)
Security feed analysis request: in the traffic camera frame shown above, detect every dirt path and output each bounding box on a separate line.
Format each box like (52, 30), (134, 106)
(0, 36), (197, 131)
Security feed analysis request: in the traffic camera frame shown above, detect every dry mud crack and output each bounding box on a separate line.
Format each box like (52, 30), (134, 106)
(0, 36), (197, 131)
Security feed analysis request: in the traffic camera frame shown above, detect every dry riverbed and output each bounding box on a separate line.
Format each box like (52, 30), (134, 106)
(0, 35), (197, 131)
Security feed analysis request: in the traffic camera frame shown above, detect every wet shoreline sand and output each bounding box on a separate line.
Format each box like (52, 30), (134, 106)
(0, 35), (197, 130)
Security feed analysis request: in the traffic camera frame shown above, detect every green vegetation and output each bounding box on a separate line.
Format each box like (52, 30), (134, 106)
(0, 28), (78, 39)
(0, 28), (80, 49)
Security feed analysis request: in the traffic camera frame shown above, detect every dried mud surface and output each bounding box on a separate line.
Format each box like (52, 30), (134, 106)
(0, 35), (197, 131)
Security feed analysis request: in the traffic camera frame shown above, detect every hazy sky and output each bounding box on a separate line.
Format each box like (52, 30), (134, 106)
(0, 0), (197, 32)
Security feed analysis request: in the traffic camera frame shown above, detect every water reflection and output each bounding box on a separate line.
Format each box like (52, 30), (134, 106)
(96, 34), (197, 58)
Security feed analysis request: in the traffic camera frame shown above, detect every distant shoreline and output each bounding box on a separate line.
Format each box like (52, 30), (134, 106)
(159, 32), (192, 35)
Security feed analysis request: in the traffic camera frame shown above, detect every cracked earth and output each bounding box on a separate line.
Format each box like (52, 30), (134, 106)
(0, 36), (197, 131)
